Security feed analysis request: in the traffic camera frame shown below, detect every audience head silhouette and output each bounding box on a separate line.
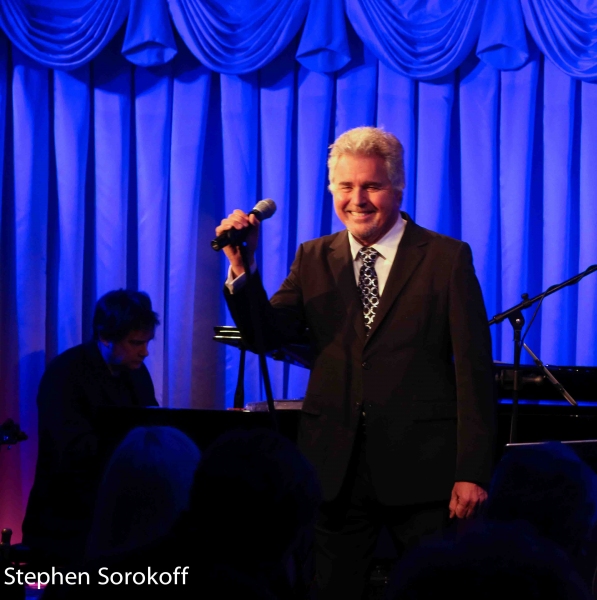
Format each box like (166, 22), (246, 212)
(385, 523), (592, 600)
(187, 428), (321, 569)
(86, 426), (200, 559)
(486, 441), (597, 559)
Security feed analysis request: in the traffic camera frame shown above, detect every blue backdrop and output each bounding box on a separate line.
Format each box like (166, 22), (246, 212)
(1, 0), (596, 539)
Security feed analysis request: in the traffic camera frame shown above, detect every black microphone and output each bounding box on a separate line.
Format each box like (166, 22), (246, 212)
(211, 199), (277, 251)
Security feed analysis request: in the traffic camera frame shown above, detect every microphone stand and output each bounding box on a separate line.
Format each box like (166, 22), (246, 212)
(238, 241), (278, 432)
(489, 264), (597, 443)
(233, 347), (246, 410)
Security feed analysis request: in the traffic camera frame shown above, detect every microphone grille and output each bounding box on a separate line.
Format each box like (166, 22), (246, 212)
(254, 198), (277, 220)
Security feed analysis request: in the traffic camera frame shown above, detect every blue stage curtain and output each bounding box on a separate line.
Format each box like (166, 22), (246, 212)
(296, 0), (351, 72)
(578, 79), (597, 364)
(346, 0), (486, 80)
(123, 0), (178, 66)
(1, 0), (597, 541)
(522, 0), (597, 81)
(168, 0), (310, 74)
(498, 48), (543, 363)
(0, 0), (130, 69)
(477, 0), (528, 70)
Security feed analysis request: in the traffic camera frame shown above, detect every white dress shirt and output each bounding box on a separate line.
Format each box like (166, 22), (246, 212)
(348, 212), (406, 295)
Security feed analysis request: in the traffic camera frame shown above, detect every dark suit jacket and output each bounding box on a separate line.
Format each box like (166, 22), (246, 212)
(226, 215), (496, 505)
(22, 341), (157, 563)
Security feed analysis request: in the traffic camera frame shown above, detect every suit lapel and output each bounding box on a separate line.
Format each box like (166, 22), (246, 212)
(366, 217), (429, 343)
(328, 231), (368, 343)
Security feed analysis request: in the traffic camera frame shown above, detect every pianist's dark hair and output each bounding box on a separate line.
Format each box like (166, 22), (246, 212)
(93, 289), (160, 342)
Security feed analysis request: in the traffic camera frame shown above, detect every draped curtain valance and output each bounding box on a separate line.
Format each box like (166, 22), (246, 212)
(0, 0), (596, 80)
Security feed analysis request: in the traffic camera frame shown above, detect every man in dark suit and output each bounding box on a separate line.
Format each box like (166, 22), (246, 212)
(22, 289), (159, 565)
(217, 127), (496, 599)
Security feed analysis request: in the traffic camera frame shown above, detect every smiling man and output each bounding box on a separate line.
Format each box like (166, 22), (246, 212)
(332, 153), (400, 245)
(22, 290), (159, 565)
(218, 126), (496, 599)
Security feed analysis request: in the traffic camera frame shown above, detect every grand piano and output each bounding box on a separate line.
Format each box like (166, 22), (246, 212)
(213, 326), (597, 445)
(96, 327), (597, 465)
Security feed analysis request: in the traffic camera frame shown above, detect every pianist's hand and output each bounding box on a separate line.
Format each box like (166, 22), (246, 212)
(215, 209), (261, 278)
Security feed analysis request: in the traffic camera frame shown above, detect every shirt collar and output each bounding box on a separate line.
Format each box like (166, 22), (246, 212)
(348, 212), (406, 261)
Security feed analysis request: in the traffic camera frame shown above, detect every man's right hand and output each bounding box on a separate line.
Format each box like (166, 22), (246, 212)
(215, 210), (261, 278)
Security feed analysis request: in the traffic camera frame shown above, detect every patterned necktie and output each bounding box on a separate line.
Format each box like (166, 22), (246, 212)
(358, 247), (380, 332)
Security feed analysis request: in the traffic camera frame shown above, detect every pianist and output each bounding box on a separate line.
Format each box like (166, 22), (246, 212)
(22, 289), (159, 565)
(216, 126), (497, 600)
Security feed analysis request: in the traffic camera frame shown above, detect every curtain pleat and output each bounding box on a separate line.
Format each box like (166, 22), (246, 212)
(54, 67), (90, 353)
(135, 65), (172, 403)
(259, 50), (296, 399)
(498, 55), (541, 363)
(540, 59), (579, 365)
(295, 67), (333, 244)
(0, 36), (24, 542)
(93, 47), (131, 295)
(577, 80), (597, 365)
(167, 56), (211, 408)
(459, 57), (500, 335)
(415, 75), (456, 235)
(220, 73), (260, 407)
(376, 63), (415, 214)
(0, 36), (6, 237)
(12, 47), (49, 520)
(287, 66), (334, 399)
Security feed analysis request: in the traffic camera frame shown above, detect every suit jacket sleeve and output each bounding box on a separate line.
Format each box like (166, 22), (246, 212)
(449, 242), (496, 486)
(224, 244), (308, 352)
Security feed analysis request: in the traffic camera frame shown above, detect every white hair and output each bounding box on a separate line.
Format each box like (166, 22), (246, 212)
(328, 126), (405, 194)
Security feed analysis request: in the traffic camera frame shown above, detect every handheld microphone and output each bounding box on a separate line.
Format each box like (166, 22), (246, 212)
(211, 199), (277, 251)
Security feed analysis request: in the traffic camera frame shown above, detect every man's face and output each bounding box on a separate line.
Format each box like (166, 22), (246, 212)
(332, 154), (401, 247)
(100, 329), (154, 371)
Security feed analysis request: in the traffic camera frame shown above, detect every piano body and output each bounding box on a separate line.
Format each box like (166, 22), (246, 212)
(96, 328), (597, 464)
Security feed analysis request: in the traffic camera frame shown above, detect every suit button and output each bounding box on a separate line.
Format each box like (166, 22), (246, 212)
(362, 361), (371, 370)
